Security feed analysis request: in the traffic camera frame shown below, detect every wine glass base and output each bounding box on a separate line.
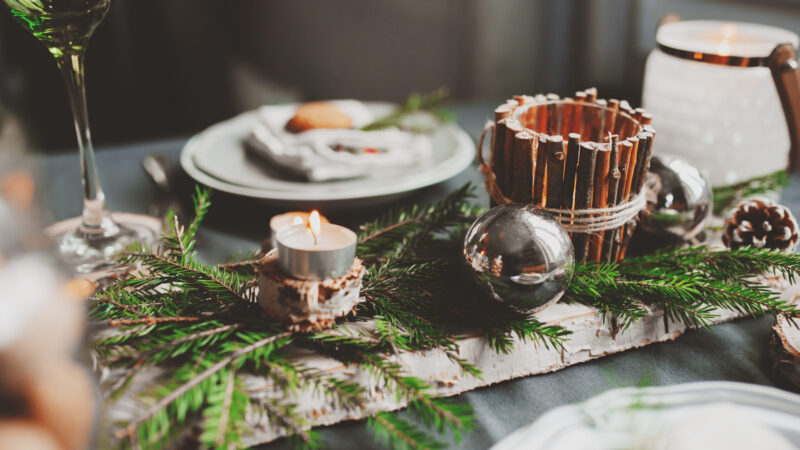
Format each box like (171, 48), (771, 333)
(45, 213), (161, 275)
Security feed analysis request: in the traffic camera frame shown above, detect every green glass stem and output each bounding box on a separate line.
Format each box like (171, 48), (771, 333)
(55, 50), (117, 235)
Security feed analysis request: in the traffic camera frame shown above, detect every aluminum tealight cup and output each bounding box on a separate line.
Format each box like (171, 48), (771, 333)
(276, 223), (356, 280)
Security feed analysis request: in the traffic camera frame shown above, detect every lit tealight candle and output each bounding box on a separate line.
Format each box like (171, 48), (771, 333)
(276, 210), (356, 280)
(269, 211), (329, 249)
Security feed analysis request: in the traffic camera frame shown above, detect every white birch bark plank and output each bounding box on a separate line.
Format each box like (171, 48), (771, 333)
(770, 313), (800, 390)
(102, 277), (800, 447)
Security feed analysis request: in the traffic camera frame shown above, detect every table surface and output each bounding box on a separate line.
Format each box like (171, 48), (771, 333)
(36, 103), (800, 449)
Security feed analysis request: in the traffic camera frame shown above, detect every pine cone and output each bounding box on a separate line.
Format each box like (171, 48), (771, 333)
(722, 198), (799, 251)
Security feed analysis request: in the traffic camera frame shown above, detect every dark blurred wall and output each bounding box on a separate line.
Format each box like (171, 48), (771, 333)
(4, 0), (800, 153)
(0, 0), (236, 151)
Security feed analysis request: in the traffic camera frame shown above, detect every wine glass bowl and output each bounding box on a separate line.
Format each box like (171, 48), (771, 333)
(5, 0), (111, 58)
(5, 0), (157, 273)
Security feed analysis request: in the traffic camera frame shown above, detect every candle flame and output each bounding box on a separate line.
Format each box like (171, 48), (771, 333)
(292, 216), (304, 226)
(307, 210), (321, 245)
(717, 39), (731, 56)
(717, 24), (735, 56)
(721, 23), (737, 40)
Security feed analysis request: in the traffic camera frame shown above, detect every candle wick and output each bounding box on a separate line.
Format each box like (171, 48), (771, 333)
(313, 233), (318, 246)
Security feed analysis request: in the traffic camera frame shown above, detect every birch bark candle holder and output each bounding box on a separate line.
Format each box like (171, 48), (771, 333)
(257, 250), (366, 331)
(479, 89), (655, 262)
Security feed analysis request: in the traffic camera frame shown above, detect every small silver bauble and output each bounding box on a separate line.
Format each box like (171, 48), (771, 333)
(640, 154), (712, 241)
(462, 204), (574, 312)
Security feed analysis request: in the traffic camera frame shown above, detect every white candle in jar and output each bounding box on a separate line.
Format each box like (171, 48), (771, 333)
(276, 211), (356, 280)
(269, 211), (329, 249)
(643, 20), (799, 186)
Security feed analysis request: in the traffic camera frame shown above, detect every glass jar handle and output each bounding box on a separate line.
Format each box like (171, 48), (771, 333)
(768, 43), (800, 172)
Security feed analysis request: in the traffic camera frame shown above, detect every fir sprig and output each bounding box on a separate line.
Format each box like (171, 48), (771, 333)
(93, 183), (800, 450)
(94, 187), (481, 449)
(712, 169), (789, 215)
(360, 88), (454, 132)
(569, 245), (800, 330)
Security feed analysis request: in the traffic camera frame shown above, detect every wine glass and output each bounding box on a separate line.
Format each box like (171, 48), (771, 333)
(4, 0), (156, 273)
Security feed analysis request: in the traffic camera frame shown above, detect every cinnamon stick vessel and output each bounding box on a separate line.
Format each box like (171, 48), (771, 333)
(484, 90), (654, 262)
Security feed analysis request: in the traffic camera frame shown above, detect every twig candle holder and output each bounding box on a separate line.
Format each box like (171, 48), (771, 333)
(478, 88), (655, 262)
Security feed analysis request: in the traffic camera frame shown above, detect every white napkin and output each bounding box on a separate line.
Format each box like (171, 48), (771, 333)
(246, 100), (433, 182)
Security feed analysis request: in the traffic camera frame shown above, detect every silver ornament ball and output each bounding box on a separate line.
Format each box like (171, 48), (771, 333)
(640, 154), (712, 241)
(462, 204), (574, 312)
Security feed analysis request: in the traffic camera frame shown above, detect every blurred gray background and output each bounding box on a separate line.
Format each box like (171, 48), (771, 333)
(2, 0), (800, 152)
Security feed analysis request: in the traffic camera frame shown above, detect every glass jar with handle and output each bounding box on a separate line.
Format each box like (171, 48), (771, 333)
(643, 20), (800, 189)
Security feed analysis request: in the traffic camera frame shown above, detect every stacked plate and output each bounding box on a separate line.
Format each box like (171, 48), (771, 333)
(180, 102), (475, 208)
(494, 382), (800, 450)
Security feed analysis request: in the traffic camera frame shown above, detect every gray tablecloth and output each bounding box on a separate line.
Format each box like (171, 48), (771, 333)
(37, 104), (798, 449)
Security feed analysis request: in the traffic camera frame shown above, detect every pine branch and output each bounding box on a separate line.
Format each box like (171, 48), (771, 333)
(96, 181), (800, 450)
(712, 169), (788, 215)
(213, 369), (236, 447)
(252, 397), (317, 446)
(127, 253), (252, 304)
(117, 332), (291, 439)
(370, 413), (445, 450)
(92, 294), (149, 318)
(360, 88), (453, 132)
(187, 185), (211, 242)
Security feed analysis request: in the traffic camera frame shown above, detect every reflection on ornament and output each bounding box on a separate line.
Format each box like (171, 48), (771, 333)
(462, 204), (573, 312)
(640, 154), (712, 241)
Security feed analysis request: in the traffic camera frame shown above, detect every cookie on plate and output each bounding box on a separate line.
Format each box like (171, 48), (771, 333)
(286, 102), (353, 133)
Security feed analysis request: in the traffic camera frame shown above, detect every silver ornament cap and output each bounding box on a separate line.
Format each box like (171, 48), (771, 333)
(641, 154), (712, 241)
(463, 204), (574, 312)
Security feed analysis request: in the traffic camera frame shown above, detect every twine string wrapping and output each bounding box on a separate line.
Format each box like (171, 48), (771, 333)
(476, 121), (646, 234)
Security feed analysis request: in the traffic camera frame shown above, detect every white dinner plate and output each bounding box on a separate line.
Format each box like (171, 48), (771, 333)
(493, 381), (800, 450)
(180, 102), (475, 207)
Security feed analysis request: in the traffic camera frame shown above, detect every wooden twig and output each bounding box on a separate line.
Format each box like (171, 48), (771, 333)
(620, 132), (653, 260)
(605, 99), (620, 136)
(633, 107), (645, 123)
(511, 131), (535, 202)
(536, 103), (548, 134)
(109, 316), (200, 327)
(631, 132), (654, 194)
(560, 98), (574, 138)
(561, 133), (581, 210)
(589, 144), (612, 261)
(573, 142), (597, 260)
(545, 136), (566, 208)
(584, 87), (598, 103)
(602, 135), (621, 261)
(622, 137), (639, 201)
(572, 92), (586, 139)
(612, 139), (635, 259)
(504, 121), (523, 195)
(492, 107), (513, 202)
(592, 99), (608, 141)
(216, 260), (261, 270)
(546, 94), (560, 135)
(533, 134), (548, 207)
(521, 104), (537, 130)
